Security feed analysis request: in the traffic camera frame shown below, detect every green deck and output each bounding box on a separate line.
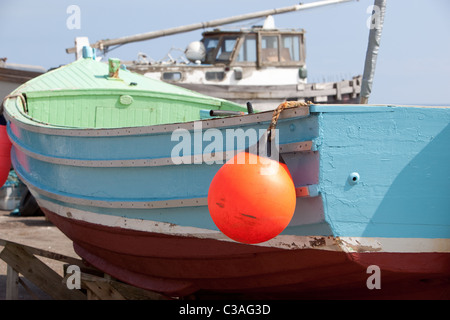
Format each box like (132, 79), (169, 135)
(10, 58), (246, 128)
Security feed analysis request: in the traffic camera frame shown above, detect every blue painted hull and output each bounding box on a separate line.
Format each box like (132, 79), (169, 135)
(312, 105), (450, 239)
(7, 105), (450, 238)
(4, 103), (450, 298)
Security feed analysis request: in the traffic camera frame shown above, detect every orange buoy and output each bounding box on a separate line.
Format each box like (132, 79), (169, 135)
(0, 124), (12, 187)
(207, 151), (296, 244)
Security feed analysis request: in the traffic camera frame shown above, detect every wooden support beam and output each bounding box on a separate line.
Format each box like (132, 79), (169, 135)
(0, 242), (86, 300)
(1, 239), (169, 300)
(0, 239), (85, 267)
(18, 277), (41, 300)
(83, 277), (126, 300)
(81, 273), (170, 300)
(6, 264), (19, 300)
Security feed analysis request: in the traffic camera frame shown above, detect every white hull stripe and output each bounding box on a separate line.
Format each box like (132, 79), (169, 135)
(38, 198), (450, 254)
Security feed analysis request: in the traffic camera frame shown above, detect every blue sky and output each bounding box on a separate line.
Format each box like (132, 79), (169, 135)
(1, 0), (449, 105)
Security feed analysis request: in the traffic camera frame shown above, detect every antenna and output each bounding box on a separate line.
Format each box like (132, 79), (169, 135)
(66, 0), (355, 54)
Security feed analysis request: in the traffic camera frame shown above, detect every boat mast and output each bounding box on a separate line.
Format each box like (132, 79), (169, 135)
(66, 0), (355, 54)
(360, 0), (387, 104)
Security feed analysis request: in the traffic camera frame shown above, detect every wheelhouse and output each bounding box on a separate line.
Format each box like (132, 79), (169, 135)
(201, 28), (306, 68)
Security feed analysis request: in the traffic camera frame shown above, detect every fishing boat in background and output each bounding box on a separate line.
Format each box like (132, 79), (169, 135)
(2, 54), (449, 299)
(66, 0), (362, 112)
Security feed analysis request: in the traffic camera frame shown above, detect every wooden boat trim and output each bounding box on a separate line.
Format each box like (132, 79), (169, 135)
(9, 129), (312, 167)
(39, 196), (341, 251)
(36, 197), (450, 254)
(178, 78), (361, 101)
(4, 98), (309, 137)
(21, 178), (207, 210)
(19, 160), (318, 209)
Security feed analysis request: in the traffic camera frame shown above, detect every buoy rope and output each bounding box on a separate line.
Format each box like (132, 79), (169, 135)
(267, 100), (311, 141)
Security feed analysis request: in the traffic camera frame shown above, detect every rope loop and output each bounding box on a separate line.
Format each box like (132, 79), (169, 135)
(267, 100), (311, 141)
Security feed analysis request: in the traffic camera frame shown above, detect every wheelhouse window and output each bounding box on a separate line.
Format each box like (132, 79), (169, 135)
(236, 34), (257, 63)
(203, 37), (220, 64)
(215, 36), (238, 62)
(259, 33), (303, 65)
(281, 35), (301, 62)
(202, 36), (238, 64)
(261, 35), (279, 63)
(201, 31), (304, 66)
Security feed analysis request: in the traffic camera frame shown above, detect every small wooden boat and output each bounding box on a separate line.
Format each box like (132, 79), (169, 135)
(3, 55), (449, 299)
